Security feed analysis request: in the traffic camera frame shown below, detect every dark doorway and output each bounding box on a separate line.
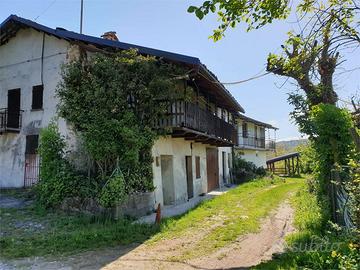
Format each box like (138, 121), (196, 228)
(24, 135), (40, 187)
(222, 151), (227, 183)
(185, 156), (193, 199)
(206, 148), (219, 192)
(7, 88), (21, 129)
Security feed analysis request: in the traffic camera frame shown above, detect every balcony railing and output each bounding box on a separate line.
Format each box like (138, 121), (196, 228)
(0, 108), (23, 134)
(155, 101), (236, 143)
(237, 136), (276, 150)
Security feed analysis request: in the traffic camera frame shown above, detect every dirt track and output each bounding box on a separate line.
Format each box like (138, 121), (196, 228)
(1, 201), (295, 270)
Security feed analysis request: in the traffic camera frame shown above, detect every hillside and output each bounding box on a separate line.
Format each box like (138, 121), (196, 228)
(267, 139), (309, 159)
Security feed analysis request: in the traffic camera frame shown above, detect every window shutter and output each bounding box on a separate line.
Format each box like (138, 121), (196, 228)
(195, 156), (201, 178)
(32, 85), (44, 110)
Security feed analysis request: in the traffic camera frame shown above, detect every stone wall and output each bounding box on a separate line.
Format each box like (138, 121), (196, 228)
(60, 192), (155, 219)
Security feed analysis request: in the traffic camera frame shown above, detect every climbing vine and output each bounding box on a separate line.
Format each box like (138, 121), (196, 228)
(309, 104), (355, 194)
(39, 49), (189, 207)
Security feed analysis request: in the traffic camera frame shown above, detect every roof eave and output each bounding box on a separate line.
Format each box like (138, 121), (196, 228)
(199, 64), (245, 113)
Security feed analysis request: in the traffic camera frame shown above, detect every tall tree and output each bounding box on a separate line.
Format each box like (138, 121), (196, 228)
(189, 0), (360, 209)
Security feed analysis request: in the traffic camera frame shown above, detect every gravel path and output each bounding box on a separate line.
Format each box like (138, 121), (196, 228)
(0, 195), (32, 208)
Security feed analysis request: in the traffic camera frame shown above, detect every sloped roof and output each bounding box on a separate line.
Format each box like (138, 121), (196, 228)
(0, 14), (244, 113)
(266, 152), (299, 164)
(237, 114), (278, 129)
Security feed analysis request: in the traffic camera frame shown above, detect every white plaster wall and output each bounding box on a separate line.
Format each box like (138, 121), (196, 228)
(0, 28), (72, 187)
(235, 148), (267, 168)
(152, 136), (211, 206)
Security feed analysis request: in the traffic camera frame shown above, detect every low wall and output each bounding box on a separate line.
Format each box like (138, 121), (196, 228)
(114, 192), (155, 219)
(60, 192), (155, 219)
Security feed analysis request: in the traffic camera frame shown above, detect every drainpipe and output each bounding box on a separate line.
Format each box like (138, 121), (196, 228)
(40, 33), (45, 85)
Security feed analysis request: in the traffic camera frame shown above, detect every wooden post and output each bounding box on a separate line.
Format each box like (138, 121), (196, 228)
(155, 203), (161, 225)
(296, 156), (300, 175)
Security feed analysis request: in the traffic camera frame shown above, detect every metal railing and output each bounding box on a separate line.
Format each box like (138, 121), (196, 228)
(155, 101), (236, 143)
(237, 135), (276, 150)
(0, 108), (23, 133)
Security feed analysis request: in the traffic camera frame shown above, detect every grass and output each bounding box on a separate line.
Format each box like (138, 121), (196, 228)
(149, 176), (305, 260)
(0, 204), (158, 259)
(253, 177), (360, 270)
(0, 176), (307, 261)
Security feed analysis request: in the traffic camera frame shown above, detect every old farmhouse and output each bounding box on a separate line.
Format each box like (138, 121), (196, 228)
(0, 15), (276, 208)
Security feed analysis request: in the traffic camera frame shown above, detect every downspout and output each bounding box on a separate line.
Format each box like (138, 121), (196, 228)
(40, 32), (45, 85)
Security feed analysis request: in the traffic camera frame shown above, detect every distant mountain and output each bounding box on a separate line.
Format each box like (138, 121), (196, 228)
(276, 139), (309, 152)
(267, 139), (309, 159)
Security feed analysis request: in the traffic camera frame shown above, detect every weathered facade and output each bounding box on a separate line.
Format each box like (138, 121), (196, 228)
(234, 114), (277, 168)
(0, 15), (241, 208)
(0, 26), (72, 187)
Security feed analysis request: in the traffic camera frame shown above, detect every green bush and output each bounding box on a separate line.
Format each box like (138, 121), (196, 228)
(296, 142), (316, 174)
(232, 154), (266, 182)
(99, 170), (127, 208)
(35, 122), (80, 208)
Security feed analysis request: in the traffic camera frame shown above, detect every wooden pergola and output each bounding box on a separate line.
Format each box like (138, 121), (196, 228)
(266, 152), (300, 176)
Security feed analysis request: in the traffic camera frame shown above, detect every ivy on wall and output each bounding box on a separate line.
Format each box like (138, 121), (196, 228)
(38, 49), (189, 208)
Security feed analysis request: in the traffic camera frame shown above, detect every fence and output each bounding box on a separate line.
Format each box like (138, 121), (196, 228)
(330, 168), (356, 229)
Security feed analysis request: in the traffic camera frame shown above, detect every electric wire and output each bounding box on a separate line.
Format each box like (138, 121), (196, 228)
(34, 0), (58, 21)
(0, 52), (67, 70)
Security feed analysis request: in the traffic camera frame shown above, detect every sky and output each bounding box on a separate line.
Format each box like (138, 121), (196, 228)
(1, 0), (359, 141)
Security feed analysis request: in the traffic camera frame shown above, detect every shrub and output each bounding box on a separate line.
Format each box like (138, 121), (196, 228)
(296, 142), (316, 174)
(99, 169), (127, 208)
(36, 122), (93, 208)
(232, 154), (266, 182)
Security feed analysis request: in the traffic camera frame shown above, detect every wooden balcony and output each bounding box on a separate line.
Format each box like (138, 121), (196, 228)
(0, 108), (23, 134)
(237, 136), (276, 150)
(155, 101), (237, 146)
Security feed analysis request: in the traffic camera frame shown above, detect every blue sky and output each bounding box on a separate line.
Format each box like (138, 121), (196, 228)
(1, 0), (359, 140)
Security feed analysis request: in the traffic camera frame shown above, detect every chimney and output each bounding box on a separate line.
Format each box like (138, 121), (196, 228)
(101, 31), (119, 41)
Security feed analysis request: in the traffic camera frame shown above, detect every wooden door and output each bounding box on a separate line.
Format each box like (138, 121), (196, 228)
(186, 156), (193, 199)
(161, 155), (175, 205)
(7, 89), (20, 129)
(206, 148), (219, 192)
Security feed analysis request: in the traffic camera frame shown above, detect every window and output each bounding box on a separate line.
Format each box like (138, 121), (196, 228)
(260, 127), (265, 138)
(221, 109), (226, 120)
(7, 88), (21, 129)
(25, 135), (39, 154)
(195, 156), (201, 178)
(32, 85), (43, 110)
(242, 122), (248, 138)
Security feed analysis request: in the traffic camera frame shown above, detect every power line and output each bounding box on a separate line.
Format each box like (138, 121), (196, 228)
(0, 52), (67, 70)
(198, 68), (275, 86)
(220, 71), (272, 85)
(34, 0), (58, 21)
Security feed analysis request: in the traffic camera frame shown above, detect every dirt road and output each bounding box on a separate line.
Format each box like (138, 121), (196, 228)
(1, 202), (295, 270)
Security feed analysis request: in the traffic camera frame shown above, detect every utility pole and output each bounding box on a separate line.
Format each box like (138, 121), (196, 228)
(80, 0), (84, 34)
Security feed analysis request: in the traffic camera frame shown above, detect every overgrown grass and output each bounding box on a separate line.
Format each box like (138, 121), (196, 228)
(0, 205), (158, 259)
(149, 176), (305, 260)
(0, 176), (313, 261)
(254, 179), (360, 270)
